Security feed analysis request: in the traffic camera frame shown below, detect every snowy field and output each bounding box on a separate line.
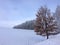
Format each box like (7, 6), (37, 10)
(0, 27), (45, 45)
(35, 33), (60, 45)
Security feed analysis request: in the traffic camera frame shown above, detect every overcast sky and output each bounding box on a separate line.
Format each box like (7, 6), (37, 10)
(0, 0), (60, 28)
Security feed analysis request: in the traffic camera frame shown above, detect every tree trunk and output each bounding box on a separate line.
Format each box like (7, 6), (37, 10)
(45, 22), (49, 39)
(46, 30), (49, 39)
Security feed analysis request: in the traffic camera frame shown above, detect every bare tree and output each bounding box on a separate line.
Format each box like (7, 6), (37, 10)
(34, 6), (57, 39)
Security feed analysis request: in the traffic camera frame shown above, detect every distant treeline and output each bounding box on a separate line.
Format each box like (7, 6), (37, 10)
(13, 20), (35, 30)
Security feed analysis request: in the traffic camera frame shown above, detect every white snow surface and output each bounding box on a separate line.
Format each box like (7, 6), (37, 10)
(34, 33), (60, 45)
(0, 27), (45, 45)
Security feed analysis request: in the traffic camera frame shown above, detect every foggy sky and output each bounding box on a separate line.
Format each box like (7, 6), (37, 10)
(0, 0), (60, 27)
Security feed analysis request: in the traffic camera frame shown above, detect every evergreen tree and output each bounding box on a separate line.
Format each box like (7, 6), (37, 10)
(54, 5), (60, 33)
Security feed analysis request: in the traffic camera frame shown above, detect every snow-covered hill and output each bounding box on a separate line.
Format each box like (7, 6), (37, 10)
(34, 34), (60, 45)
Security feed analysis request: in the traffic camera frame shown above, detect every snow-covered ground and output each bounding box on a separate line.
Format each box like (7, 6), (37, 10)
(34, 33), (60, 45)
(0, 27), (60, 45)
(0, 27), (45, 45)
